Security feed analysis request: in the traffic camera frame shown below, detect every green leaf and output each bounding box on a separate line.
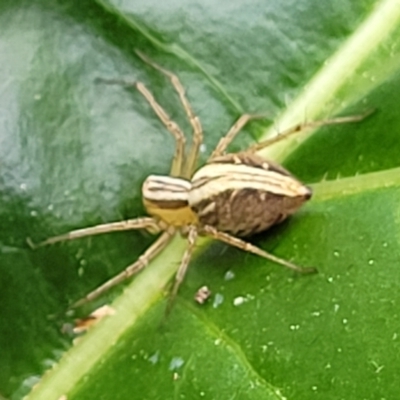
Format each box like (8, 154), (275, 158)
(1, 0), (400, 399)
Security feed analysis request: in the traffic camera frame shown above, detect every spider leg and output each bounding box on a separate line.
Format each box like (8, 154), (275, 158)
(209, 114), (266, 160)
(72, 230), (175, 308)
(96, 77), (186, 177)
(247, 109), (374, 153)
(28, 217), (160, 247)
(202, 225), (317, 274)
(136, 51), (203, 178)
(165, 226), (198, 315)
(135, 81), (186, 177)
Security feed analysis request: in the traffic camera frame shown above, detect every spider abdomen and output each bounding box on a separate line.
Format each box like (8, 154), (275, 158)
(189, 152), (312, 237)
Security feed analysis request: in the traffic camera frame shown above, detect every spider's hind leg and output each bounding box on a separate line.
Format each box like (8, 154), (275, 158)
(202, 225), (316, 274)
(208, 114), (266, 160)
(247, 109), (375, 153)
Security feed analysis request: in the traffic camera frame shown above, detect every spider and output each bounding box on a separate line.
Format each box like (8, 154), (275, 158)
(31, 51), (369, 311)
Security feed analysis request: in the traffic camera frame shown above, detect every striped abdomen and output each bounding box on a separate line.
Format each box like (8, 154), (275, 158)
(188, 153), (312, 237)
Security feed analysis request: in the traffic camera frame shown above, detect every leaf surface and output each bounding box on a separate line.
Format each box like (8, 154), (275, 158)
(1, 0), (400, 399)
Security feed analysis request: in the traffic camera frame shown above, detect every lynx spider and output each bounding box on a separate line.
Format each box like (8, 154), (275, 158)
(32, 51), (369, 310)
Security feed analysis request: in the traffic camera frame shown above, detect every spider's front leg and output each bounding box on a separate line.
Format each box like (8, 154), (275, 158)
(28, 217), (161, 247)
(28, 216), (175, 307)
(136, 51), (204, 178)
(134, 81), (186, 177)
(72, 229), (175, 308)
(96, 76), (187, 177)
(28, 217), (175, 308)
